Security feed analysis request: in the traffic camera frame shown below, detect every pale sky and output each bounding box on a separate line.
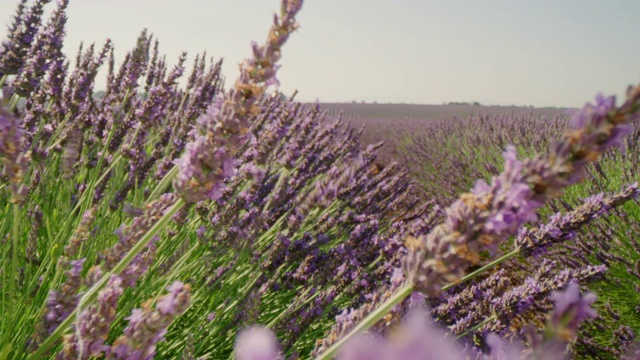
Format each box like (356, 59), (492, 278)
(1, 0), (639, 107)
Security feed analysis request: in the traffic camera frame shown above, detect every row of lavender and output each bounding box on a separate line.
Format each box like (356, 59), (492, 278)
(348, 108), (640, 357)
(1, 0), (640, 359)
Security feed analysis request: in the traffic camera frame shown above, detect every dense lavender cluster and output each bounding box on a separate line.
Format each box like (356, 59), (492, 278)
(1, 0), (640, 359)
(173, 0), (302, 203)
(332, 98), (640, 358)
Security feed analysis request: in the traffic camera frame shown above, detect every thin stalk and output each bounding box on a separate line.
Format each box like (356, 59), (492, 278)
(11, 204), (20, 294)
(3, 204), (20, 346)
(315, 283), (414, 360)
(175, 90), (190, 116)
(456, 314), (497, 339)
(442, 249), (520, 292)
(8, 94), (20, 112)
(0, 344), (11, 360)
(148, 165), (178, 201)
(265, 287), (314, 328)
(44, 113), (72, 152)
(29, 198), (185, 359)
(316, 249), (521, 359)
(0, 209), (5, 341)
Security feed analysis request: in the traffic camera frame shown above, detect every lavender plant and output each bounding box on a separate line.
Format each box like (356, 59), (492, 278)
(1, 0), (639, 359)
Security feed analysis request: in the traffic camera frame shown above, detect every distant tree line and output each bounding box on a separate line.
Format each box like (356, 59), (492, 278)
(447, 101), (482, 106)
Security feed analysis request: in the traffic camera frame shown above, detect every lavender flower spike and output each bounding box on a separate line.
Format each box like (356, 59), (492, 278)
(487, 282), (598, 359)
(38, 259), (86, 340)
(0, 107), (30, 203)
(0, 0), (51, 76)
(64, 206), (97, 258)
(548, 282), (597, 341)
(403, 145), (539, 296)
(174, 0), (303, 203)
(515, 183), (640, 255)
(109, 282), (191, 359)
(60, 275), (124, 359)
(13, 0), (69, 96)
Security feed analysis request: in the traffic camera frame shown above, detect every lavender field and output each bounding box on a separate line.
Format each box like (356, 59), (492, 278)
(1, 0), (640, 359)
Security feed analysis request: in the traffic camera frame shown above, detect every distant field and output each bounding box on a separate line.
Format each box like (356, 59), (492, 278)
(314, 102), (567, 166)
(316, 102), (566, 122)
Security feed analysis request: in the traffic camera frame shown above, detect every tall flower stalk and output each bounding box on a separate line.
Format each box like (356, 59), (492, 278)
(173, 0), (303, 203)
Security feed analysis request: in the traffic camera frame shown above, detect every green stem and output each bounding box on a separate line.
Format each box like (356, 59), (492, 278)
(441, 249), (520, 292)
(316, 249), (520, 358)
(265, 287), (314, 329)
(148, 165), (178, 201)
(11, 204), (19, 293)
(8, 94), (20, 112)
(29, 198), (185, 359)
(0, 74), (7, 90)
(44, 113), (72, 152)
(3, 204), (20, 346)
(456, 314), (496, 339)
(0, 344), (12, 360)
(315, 283), (414, 360)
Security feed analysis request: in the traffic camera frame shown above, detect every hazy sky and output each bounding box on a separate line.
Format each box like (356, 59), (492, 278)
(1, 0), (639, 107)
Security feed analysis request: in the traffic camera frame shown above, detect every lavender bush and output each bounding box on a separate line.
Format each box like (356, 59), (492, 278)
(0, 0), (639, 359)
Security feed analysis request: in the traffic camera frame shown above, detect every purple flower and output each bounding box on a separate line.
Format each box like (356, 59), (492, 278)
(39, 258), (86, 339)
(549, 282), (597, 338)
(515, 183), (639, 255)
(13, 0), (69, 96)
(110, 281), (191, 359)
(0, 107), (30, 202)
(477, 146), (540, 237)
(0, 0), (50, 75)
(403, 146), (541, 296)
(64, 207), (97, 258)
(485, 333), (524, 360)
(337, 333), (385, 360)
(336, 305), (468, 360)
(101, 193), (175, 276)
(234, 326), (283, 360)
(157, 281), (186, 315)
(174, 0), (303, 203)
(173, 135), (233, 203)
(207, 312), (216, 322)
(60, 275), (123, 359)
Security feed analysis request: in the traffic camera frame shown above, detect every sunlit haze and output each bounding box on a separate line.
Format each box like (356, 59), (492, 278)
(1, 0), (639, 107)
